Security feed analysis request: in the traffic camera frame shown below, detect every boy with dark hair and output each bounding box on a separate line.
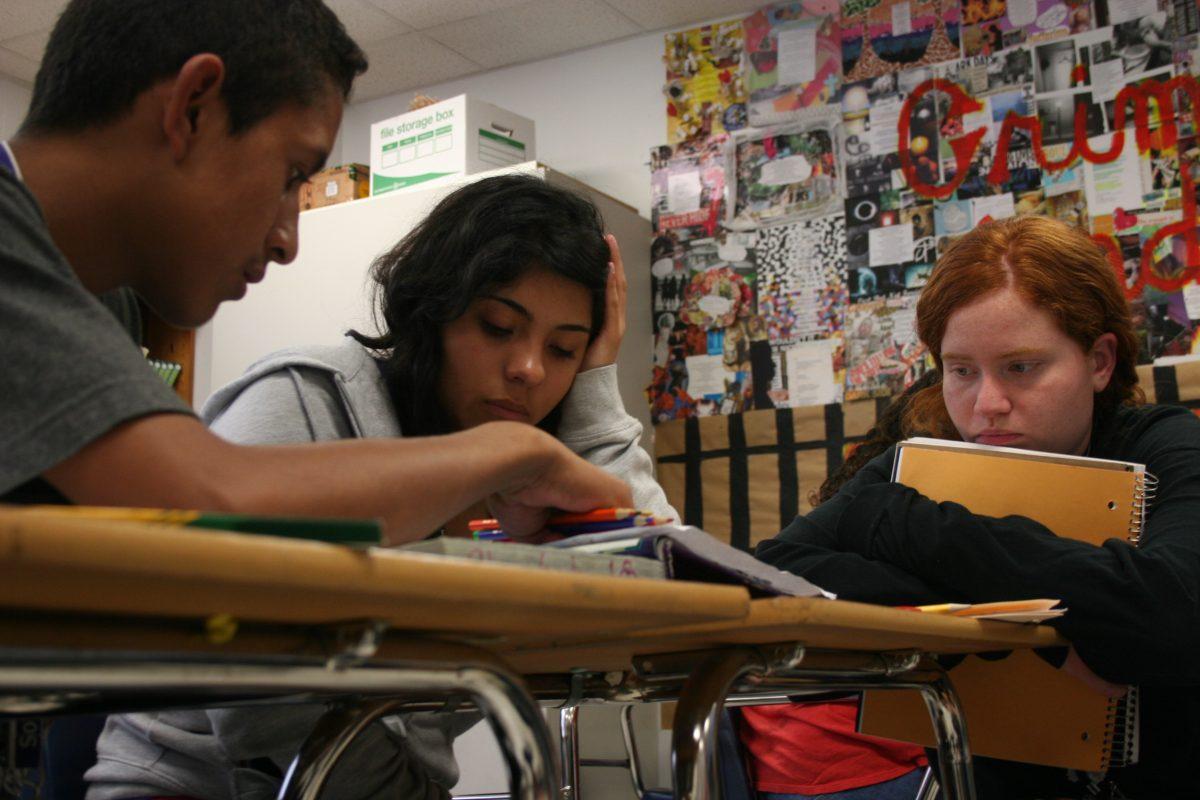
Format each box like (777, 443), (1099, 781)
(0, 0), (629, 540)
(22, 0), (366, 137)
(1, 2), (631, 798)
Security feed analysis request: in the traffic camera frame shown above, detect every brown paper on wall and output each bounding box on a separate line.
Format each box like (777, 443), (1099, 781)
(652, 363), (1200, 553)
(653, 399), (888, 550)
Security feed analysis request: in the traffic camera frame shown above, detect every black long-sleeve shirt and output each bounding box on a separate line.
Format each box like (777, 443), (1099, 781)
(757, 403), (1200, 798)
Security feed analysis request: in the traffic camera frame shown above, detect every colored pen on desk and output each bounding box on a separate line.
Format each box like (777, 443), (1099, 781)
(471, 529), (512, 542)
(468, 508), (664, 535)
(16, 504), (382, 546)
(547, 508), (658, 526)
(548, 519), (661, 535)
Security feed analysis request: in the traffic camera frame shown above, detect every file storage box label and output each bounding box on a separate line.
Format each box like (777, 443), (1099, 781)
(370, 95), (536, 197)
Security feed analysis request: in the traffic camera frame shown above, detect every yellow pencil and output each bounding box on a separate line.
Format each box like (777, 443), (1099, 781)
(915, 603), (971, 614)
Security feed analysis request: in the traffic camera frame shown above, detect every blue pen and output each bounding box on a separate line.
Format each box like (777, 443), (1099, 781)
(472, 529), (512, 542)
(548, 518), (659, 535)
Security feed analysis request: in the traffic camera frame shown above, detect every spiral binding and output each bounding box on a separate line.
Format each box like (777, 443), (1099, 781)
(1102, 685), (1141, 769)
(1106, 473), (1153, 770)
(1127, 472), (1157, 547)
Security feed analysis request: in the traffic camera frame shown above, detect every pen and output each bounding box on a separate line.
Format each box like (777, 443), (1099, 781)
(468, 508), (664, 533)
(471, 529), (512, 542)
(548, 518), (661, 535)
(547, 508), (658, 525)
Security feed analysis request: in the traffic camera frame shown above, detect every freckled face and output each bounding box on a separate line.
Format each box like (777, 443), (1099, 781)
(940, 287), (1116, 455)
(437, 269), (593, 430)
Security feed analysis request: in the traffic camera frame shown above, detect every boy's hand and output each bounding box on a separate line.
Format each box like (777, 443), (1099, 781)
(487, 428), (632, 540)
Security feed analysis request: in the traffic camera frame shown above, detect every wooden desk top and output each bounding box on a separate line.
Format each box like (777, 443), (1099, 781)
(0, 511), (749, 637)
(0, 511), (1065, 678)
(497, 595), (1067, 673)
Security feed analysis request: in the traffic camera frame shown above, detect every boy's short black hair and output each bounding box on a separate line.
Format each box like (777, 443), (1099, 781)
(21, 0), (368, 136)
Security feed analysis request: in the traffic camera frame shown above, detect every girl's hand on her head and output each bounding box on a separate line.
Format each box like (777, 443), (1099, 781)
(580, 234), (628, 371)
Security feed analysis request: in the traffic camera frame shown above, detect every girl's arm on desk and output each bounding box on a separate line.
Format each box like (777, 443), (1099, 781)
(757, 446), (950, 607)
(764, 406), (1200, 686)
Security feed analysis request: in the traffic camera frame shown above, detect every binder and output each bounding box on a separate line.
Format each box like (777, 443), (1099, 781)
(548, 524), (834, 598)
(858, 437), (1153, 772)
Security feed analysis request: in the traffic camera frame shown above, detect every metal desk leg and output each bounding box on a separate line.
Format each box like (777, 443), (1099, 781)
(671, 649), (763, 800)
(918, 671), (974, 800)
(559, 705), (581, 800)
(915, 768), (939, 800)
(618, 705), (652, 799)
(279, 697), (404, 800)
(279, 666), (557, 800)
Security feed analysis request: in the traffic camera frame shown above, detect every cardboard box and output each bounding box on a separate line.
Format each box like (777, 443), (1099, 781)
(369, 95), (536, 197)
(300, 164), (369, 210)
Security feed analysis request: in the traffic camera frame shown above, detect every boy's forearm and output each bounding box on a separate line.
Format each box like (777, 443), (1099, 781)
(46, 414), (570, 545)
(222, 422), (559, 543)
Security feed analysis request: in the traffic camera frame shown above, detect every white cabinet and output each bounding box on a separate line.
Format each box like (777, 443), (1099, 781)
(195, 162), (653, 444)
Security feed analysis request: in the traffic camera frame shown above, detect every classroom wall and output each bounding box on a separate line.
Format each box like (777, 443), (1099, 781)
(0, 76), (31, 141)
(338, 27), (685, 221)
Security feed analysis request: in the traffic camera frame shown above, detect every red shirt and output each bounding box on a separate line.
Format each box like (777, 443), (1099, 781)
(738, 700), (927, 794)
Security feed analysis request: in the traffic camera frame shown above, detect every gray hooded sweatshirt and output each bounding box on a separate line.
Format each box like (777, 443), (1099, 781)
(86, 337), (676, 800)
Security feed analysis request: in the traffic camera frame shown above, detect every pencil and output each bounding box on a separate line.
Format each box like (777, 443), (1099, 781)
(915, 603), (971, 614)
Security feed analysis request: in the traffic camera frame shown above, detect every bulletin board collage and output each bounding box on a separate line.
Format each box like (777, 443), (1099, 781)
(645, 0), (1200, 425)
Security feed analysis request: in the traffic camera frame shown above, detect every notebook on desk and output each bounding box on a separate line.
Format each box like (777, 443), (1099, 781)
(858, 437), (1152, 772)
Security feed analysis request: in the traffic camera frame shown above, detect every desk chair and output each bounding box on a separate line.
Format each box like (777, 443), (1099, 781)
(557, 703), (937, 800)
(916, 769), (938, 800)
(725, 700), (940, 800)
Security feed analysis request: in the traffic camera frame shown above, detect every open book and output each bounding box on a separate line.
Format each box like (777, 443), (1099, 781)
(400, 536), (666, 580)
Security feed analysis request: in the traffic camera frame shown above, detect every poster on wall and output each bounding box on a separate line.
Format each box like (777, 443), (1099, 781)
(845, 192), (937, 300)
(839, 70), (907, 196)
(649, 0), (1200, 425)
(841, 0), (963, 81)
(664, 20), (749, 143)
(651, 136), (728, 243)
(647, 233), (769, 421)
(743, 1), (844, 126)
(960, 0), (1095, 57)
(729, 108), (842, 227)
(756, 214), (848, 343)
(841, 63), (953, 199)
(843, 293), (933, 399)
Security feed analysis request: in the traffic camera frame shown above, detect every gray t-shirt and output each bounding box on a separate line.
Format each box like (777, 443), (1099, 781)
(0, 167), (191, 502)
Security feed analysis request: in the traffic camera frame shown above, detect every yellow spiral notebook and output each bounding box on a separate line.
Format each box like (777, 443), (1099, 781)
(858, 437), (1152, 772)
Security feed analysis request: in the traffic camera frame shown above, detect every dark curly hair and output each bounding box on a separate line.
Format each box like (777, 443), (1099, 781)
(350, 174), (610, 436)
(811, 370), (941, 507)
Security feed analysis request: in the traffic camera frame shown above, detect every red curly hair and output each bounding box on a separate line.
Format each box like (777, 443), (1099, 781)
(904, 216), (1143, 438)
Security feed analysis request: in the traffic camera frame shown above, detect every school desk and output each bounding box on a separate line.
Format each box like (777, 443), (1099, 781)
(0, 510), (1063, 800)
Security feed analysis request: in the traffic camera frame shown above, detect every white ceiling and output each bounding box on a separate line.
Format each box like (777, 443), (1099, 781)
(0, 0), (764, 103)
